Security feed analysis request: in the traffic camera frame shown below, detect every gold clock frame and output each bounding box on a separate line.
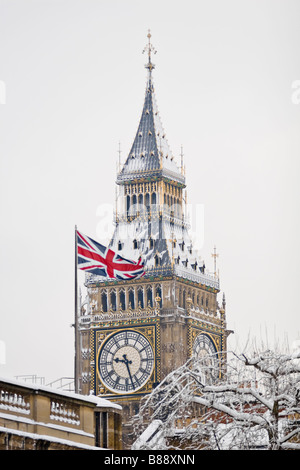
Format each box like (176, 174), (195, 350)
(90, 318), (161, 398)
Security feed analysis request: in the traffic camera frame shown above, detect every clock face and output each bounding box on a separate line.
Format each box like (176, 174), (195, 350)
(193, 333), (218, 383)
(97, 330), (154, 394)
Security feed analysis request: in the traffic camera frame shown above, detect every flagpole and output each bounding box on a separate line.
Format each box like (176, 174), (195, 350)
(74, 225), (79, 394)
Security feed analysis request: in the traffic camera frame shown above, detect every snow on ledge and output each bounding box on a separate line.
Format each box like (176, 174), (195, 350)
(0, 376), (121, 411)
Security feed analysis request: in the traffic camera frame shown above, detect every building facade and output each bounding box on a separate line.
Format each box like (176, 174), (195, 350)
(0, 377), (122, 450)
(76, 33), (231, 431)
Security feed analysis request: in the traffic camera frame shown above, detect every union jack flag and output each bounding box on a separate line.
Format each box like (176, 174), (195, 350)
(76, 230), (145, 280)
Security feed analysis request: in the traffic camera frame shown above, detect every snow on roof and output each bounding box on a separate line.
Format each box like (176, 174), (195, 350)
(0, 376), (121, 410)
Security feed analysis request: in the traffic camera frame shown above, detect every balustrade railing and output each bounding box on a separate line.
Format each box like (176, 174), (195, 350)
(115, 205), (189, 226)
(0, 377), (123, 450)
(80, 305), (159, 325)
(0, 386), (30, 415)
(174, 265), (220, 289)
(86, 264), (219, 290)
(50, 399), (80, 426)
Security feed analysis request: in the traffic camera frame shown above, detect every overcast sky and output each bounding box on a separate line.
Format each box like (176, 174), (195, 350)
(0, 0), (299, 384)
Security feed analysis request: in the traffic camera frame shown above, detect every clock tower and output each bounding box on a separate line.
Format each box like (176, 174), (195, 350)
(76, 32), (231, 433)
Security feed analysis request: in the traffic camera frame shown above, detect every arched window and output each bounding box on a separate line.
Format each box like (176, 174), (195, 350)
(132, 194), (137, 214)
(118, 241), (123, 251)
(155, 285), (162, 307)
(138, 288), (144, 308)
(154, 254), (160, 267)
(133, 239), (138, 249)
(119, 290), (126, 310)
(129, 290), (135, 309)
(151, 192), (156, 206)
(101, 292), (108, 313)
(147, 287), (153, 307)
(110, 291), (116, 311)
(149, 237), (154, 249)
(176, 198), (180, 216)
(126, 195), (130, 215)
(145, 193), (150, 211)
(138, 193), (143, 210)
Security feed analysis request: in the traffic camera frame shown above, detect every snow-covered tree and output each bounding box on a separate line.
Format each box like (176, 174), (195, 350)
(132, 347), (300, 450)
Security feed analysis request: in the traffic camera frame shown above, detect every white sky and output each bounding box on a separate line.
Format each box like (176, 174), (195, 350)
(0, 0), (299, 383)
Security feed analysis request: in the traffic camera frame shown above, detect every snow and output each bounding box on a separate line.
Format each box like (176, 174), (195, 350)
(132, 419), (164, 450)
(0, 376), (121, 410)
(132, 350), (300, 450)
(0, 424), (102, 450)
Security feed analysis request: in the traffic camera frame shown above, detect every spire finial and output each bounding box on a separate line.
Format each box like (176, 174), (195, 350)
(143, 29), (157, 71)
(211, 245), (219, 279)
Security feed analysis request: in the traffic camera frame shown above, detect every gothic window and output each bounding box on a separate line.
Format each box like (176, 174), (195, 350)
(101, 292), (108, 313)
(118, 241), (123, 251)
(119, 290), (126, 310)
(170, 196), (174, 212)
(176, 198), (180, 216)
(147, 286), (153, 307)
(151, 192), (156, 206)
(128, 290), (135, 309)
(149, 237), (154, 249)
(110, 291), (117, 311)
(138, 193), (143, 209)
(145, 193), (150, 211)
(154, 254), (161, 267)
(132, 194), (137, 214)
(155, 285), (162, 308)
(126, 195), (130, 214)
(138, 288), (144, 309)
(133, 239), (138, 249)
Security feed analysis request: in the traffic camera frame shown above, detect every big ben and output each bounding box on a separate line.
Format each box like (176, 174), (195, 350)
(76, 32), (231, 429)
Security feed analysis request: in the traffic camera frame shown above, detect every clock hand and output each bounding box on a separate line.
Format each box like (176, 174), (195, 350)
(113, 354), (135, 389)
(122, 354), (135, 390)
(113, 354), (132, 365)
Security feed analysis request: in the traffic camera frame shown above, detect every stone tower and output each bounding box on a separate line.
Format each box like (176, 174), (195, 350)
(77, 32), (230, 429)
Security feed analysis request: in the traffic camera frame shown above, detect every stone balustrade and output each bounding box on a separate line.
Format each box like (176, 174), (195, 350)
(0, 377), (122, 450)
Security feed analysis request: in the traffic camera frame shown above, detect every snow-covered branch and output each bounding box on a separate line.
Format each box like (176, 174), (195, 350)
(132, 348), (300, 450)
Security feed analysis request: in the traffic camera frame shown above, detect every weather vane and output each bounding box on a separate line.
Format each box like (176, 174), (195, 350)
(143, 29), (157, 71)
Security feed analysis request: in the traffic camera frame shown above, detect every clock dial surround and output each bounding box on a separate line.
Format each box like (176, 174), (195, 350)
(97, 330), (154, 394)
(193, 333), (219, 383)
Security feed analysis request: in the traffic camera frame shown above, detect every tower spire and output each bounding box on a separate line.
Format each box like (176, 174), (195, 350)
(143, 29), (157, 72)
